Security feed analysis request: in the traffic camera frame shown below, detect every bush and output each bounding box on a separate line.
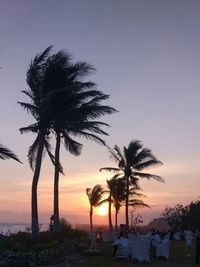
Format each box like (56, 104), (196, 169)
(32, 240), (60, 252)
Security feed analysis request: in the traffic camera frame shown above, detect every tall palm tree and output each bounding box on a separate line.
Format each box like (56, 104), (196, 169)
(18, 46), (64, 240)
(0, 144), (21, 163)
(19, 46), (116, 238)
(86, 184), (105, 232)
(50, 59), (116, 233)
(100, 140), (164, 230)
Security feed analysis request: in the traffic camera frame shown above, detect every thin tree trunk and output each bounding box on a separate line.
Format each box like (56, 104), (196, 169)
(31, 133), (45, 241)
(125, 175), (129, 230)
(53, 131), (61, 233)
(90, 206), (93, 232)
(115, 209), (118, 231)
(108, 193), (113, 234)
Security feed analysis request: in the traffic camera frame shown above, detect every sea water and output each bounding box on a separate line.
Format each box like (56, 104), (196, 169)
(0, 223), (49, 235)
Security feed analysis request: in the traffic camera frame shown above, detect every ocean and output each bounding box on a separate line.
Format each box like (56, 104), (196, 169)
(0, 223), (49, 235)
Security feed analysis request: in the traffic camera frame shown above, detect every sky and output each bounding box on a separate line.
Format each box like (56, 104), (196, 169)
(0, 0), (200, 227)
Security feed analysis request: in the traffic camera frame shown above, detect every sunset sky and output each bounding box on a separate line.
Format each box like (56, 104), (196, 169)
(0, 0), (200, 227)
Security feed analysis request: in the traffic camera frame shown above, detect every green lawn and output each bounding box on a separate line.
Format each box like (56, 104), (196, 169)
(74, 241), (197, 267)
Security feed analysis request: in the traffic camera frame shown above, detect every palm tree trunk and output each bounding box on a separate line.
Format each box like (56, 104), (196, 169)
(90, 206), (93, 232)
(108, 194), (113, 234)
(125, 175), (129, 230)
(32, 133), (45, 241)
(115, 209), (118, 231)
(53, 131), (61, 233)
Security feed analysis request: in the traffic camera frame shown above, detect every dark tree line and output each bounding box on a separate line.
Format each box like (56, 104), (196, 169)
(162, 200), (200, 229)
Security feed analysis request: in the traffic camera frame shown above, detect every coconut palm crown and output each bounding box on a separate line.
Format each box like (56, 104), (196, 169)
(86, 184), (105, 232)
(100, 139), (164, 229)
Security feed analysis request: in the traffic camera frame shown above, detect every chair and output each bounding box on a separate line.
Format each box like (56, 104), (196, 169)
(114, 237), (130, 260)
(130, 239), (151, 262)
(156, 239), (170, 259)
(115, 245), (130, 260)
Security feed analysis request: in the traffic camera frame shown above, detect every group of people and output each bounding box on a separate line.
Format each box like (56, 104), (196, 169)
(111, 226), (200, 264)
(146, 227), (200, 264)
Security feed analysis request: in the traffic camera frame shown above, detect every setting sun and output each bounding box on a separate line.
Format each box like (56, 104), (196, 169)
(96, 204), (108, 216)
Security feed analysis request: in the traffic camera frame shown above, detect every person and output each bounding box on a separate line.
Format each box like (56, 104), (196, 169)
(49, 215), (54, 233)
(184, 226), (193, 257)
(194, 228), (200, 264)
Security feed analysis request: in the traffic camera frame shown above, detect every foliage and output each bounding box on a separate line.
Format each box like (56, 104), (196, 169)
(162, 200), (200, 229)
(0, 144), (22, 163)
(60, 218), (72, 233)
(19, 46), (116, 237)
(86, 184), (105, 232)
(162, 203), (185, 228)
(31, 240), (60, 252)
(100, 140), (163, 228)
(0, 220), (89, 253)
(182, 200), (200, 229)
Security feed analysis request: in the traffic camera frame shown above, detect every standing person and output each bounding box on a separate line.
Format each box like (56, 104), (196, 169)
(194, 228), (200, 264)
(184, 226), (193, 257)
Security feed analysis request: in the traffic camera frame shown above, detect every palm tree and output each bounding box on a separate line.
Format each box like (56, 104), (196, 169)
(100, 140), (164, 230)
(19, 46), (116, 238)
(18, 46), (64, 240)
(50, 59), (116, 233)
(109, 177), (125, 231)
(0, 144), (21, 163)
(86, 185), (105, 232)
(101, 176), (148, 231)
(99, 175), (121, 234)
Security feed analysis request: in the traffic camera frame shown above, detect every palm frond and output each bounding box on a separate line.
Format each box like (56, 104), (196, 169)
(0, 144), (22, 163)
(27, 135), (40, 170)
(44, 137), (64, 175)
(100, 167), (121, 173)
(134, 172), (165, 183)
(18, 102), (38, 118)
(69, 129), (106, 146)
(62, 132), (83, 156)
(19, 124), (38, 134)
(135, 159), (163, 170)
(128, 199), (150, 209)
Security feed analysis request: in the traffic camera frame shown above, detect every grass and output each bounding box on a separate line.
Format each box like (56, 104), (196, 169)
(73, 241), (197, 267)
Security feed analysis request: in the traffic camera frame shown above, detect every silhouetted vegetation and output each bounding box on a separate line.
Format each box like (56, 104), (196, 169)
(19, 46), (116, 239)
(0, 144), (22, 163)
(86, 185), (105, 232)
(100, 140), (163, 229)
(163, 200), (200, 229)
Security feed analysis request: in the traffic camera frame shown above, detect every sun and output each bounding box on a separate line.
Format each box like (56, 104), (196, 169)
(97, 204), (108, 216)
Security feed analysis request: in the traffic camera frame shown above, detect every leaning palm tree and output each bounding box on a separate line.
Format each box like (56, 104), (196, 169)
(0, 144), (21, 163)
(19, 46), (116, 238)
(86, 185), (105, 232)
(100, 140), (164, 230)
(18, 46), (64, 240)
